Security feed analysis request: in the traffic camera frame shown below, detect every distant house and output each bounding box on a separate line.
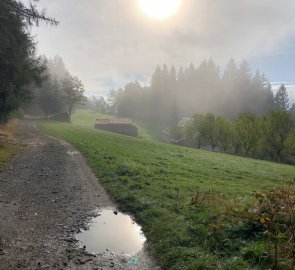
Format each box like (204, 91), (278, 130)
(94, 119), (138, 137)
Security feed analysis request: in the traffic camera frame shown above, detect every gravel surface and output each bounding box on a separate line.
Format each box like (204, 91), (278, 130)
(0, 120), (158, 270)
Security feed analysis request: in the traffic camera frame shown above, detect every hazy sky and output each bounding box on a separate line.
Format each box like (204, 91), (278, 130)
(32, 0), (295, 99)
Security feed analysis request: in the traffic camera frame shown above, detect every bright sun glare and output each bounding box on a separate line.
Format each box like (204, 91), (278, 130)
(139, 0), (182, 20)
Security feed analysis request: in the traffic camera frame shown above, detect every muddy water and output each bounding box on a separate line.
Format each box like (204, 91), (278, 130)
(76, 209), (146, 254)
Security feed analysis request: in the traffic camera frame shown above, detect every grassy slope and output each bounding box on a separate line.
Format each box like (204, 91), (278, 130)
(38, 120), (295, 270)
(72, 109), (163, 140)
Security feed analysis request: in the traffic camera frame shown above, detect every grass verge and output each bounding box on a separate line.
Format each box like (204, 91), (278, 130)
(0, 119), (21, 166)
(72, 109), (163, 140)
(38, 120), (295, 269)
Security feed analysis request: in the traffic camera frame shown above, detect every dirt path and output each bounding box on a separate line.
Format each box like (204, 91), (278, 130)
(0, 120), (157, 270)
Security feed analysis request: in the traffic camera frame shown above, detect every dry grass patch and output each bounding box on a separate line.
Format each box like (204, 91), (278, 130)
(0, 119), (21, 165)
(0, 118), (20, 141)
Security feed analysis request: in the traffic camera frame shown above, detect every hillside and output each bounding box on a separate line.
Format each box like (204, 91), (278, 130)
(38, 117), (295, 270)
(72, 109), (164, 141)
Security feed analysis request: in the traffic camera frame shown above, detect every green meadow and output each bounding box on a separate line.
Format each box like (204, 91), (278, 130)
(71, 109), (163, 140)
(38, 110), (295, 270)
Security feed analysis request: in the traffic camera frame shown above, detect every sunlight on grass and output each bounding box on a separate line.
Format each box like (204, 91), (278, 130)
(38, 119), (295, 269)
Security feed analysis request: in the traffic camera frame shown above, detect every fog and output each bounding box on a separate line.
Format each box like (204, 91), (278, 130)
(110, 60), (275, 125)
(1, 2), (295, 269)
(32, 0), (295, 95)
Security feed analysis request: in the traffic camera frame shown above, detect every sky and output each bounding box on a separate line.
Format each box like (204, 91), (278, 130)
(32, 0), (295, 103)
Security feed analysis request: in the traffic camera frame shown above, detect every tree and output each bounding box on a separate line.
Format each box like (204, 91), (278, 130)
(89, 96), (108, 113)
(46, 55), (68, 80)
(185, 114), (206, 149)
(238, 60), (252, 85)
(149, 65), (172, 124)
(234, 113), (260, 155)
(62, 72), (85, 121)
(250, 72), (274, 115)
(6, 0), (57, 25)
(117, 82), (143, 118)
(290, 103), (295, 121)
(0, 0), (57, 122)
(262, 109), (295, 162)
(38, 76), (63, 117)
(109, 59), (277, 125)
(216, 116), (233, 152)
(108, 88), (123, 115)
(202, 113), (219, 151)
(274, 84), (289, 110)
(222, 59), (238, 83)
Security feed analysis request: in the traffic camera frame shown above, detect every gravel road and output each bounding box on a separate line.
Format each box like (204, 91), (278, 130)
(0, 120), (157, 270)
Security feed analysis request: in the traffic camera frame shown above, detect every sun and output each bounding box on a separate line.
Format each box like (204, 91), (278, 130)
(139, 0), (182, 20)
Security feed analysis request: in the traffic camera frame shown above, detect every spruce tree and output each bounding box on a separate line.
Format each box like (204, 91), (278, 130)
(0, 0), (57, 122)
(274, 84), (289, 110)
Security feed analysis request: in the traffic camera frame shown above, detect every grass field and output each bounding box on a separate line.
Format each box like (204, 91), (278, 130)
(72, 109), (163, 140)
(38, 116), (295, 270)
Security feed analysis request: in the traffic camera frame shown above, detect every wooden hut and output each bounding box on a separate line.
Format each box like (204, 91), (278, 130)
(94, 119), (138, 137)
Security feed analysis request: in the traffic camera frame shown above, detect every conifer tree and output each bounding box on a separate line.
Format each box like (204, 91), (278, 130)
(274, 84), (289, 110)
(0, 0), (57, 122)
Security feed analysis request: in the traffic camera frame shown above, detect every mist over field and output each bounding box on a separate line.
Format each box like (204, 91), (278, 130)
(1, 1), (295, 270)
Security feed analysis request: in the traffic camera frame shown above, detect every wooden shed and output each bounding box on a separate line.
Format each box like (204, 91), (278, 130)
(94, 119), (138, 137)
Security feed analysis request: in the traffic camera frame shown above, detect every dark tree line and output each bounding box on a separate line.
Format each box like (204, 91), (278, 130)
(101, 60), (295, 163)
(85, 89), (124, 115)
(86, 96), (109, 114)
(171, 107), (295, 163)
(109, 59), (278, 125)
(0, 0), (57, 123)
(168, 83), (294, 163)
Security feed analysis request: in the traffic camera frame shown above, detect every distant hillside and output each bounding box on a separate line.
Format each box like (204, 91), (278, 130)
(38, 118), (295, 270)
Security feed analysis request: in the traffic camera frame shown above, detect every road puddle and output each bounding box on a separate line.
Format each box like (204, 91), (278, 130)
(76, 209), (146, 254)
(67, 150), (79, 155)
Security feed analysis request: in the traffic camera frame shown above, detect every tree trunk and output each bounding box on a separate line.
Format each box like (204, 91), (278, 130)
(197, 138), (201, 149)
(276, 150), (282, 163)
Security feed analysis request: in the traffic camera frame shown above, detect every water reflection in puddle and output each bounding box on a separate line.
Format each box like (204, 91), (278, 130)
(67, 150), (79, 155)
(76, 209), (146, 254)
